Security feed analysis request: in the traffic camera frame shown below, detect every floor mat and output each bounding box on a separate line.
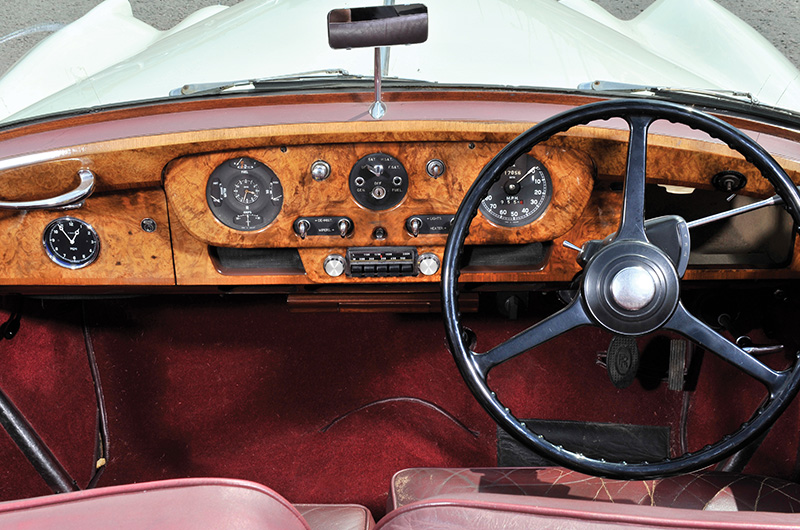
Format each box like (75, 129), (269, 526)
(497, 420), (670, 467)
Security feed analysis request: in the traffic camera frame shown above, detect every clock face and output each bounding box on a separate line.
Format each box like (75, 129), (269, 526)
(43, 217), (100, 269)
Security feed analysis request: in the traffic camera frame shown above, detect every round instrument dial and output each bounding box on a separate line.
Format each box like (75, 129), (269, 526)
(43, 217), (100, 269)
(232, 178), (261, 204)
(349, 153), (408, 211)
(206, 157), (283, 231)
(479, 154), (552, 227)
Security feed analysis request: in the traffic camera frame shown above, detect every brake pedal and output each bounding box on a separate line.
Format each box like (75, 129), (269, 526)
(606, 335), (639, 389)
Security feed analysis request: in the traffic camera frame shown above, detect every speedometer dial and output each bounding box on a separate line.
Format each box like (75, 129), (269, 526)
(479, 154), (552, 227)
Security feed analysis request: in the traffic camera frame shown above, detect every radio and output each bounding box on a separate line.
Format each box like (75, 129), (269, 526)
(346, 247), (417, 277)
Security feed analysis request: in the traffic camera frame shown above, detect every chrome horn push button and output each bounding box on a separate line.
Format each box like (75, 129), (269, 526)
(609, 266), (656, 311)
(582, 241), (680, 335)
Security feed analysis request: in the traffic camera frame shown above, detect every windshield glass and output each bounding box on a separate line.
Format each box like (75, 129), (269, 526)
(1, 0), (799, 125)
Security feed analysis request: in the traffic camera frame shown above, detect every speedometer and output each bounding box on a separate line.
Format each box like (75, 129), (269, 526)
(479, 154), (552, 227)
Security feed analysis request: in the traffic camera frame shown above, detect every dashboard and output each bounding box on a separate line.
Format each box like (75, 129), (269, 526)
(1, 91), (800, 295)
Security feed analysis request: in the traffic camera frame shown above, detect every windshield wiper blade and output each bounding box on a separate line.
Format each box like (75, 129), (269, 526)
(169, 69), (359, 96)
(170, 69), (431, 97)
(578, 80), (759, 106)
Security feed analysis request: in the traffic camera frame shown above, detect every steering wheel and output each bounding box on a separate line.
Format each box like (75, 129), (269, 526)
(442, 99), (800, 478)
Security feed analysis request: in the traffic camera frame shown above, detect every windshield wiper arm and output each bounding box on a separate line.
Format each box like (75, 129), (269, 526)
(578, 80), (758, 106)
(170, 69), (431, 97)
(169, 69), (359, 96)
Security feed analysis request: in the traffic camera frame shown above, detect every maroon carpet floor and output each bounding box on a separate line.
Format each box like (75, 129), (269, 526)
(0, 294), (795, 517)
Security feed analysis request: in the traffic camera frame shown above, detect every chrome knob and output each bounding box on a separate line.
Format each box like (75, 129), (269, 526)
(426, 159), (445, 179)
(324, 254), (346, 277)
(609, 266), (656, 311)
(407, 217), (422, 237)
(310, 160), (331, 181)
(295, 219), (310, 240)
(338, 218), (351, 238)
(418, 253), (440, 276)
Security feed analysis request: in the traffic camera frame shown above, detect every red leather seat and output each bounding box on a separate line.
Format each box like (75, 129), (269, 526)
(389, 467), (800, 512)
(0, 478), (374, 530)
(374, 467), (800, 529)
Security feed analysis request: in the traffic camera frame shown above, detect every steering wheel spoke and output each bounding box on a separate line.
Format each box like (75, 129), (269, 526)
(443, 99), (800, 477)
(472, 296), (591, 377)
(615, 115), (654, 242)
(665, 302), (786, 395)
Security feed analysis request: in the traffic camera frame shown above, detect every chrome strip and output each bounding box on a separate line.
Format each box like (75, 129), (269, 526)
(0, 169), (94, 210)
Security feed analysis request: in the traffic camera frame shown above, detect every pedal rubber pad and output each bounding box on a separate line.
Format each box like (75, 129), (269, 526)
(607, 335), (639, 389)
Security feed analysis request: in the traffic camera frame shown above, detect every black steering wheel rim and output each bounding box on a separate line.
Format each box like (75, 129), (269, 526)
(442, 98), (800, 479)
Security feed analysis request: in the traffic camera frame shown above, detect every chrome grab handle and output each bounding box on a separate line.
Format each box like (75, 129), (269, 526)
(0, 169), (94, 210)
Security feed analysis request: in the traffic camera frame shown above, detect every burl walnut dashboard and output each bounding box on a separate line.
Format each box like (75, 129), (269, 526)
(1, 91), (800, 295)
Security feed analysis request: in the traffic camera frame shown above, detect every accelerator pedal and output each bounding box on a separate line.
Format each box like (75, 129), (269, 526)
(668, 339), (688, 391)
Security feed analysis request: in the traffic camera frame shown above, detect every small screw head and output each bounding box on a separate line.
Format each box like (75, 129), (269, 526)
(141, 218), (157, 232)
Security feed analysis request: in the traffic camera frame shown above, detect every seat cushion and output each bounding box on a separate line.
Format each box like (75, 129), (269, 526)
(390, 467), (800, 512)
(376, 492), (800, 530)
(296, 504), (375, 530)
(0, 478), (372, 529)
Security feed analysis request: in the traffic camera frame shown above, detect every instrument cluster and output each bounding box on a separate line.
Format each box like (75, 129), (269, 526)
(206, 157), (284, 231)
(162, 139), (593, 283)
(202, 151), (555, 235)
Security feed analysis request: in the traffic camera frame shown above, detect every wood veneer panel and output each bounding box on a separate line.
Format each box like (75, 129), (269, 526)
(164, 142), (594, 249)
(0, 189), (173, 287)
(171, 217), (310, 286)
(2, 88), (800, 288)
(3, 120), (799, 202)
(170, 193), (619, 286)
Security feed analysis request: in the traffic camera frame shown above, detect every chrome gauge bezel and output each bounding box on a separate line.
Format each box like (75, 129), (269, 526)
(206, 157), (284, 231)
(42, 217), (100, 269)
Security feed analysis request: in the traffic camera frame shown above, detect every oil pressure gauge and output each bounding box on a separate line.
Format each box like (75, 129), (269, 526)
(43, 217), (100, 269)
(479, 154), (552, 227)
(206, 157), (283, 231)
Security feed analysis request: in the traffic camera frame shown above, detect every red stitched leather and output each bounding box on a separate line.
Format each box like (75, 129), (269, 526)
(391, 467), (800, 513)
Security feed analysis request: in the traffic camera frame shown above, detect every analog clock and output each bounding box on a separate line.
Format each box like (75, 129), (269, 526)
(43, 217), (100, 269)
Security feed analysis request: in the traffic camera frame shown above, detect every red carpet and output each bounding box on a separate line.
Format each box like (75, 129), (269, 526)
(0, 294), (794, 516)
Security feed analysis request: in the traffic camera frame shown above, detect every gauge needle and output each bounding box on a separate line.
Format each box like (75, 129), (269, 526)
(517, 166), (538, 186)
(59, 225), (78, 245)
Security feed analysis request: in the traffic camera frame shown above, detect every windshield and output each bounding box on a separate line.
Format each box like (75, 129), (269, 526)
(1, 0), (799, 125)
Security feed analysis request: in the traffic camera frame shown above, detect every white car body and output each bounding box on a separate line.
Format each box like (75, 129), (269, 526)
(1, 0), (799, 123)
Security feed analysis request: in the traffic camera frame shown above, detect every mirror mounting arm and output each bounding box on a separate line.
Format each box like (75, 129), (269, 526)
(328, 4), (428, 120)
(370, 48), (386, 120)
